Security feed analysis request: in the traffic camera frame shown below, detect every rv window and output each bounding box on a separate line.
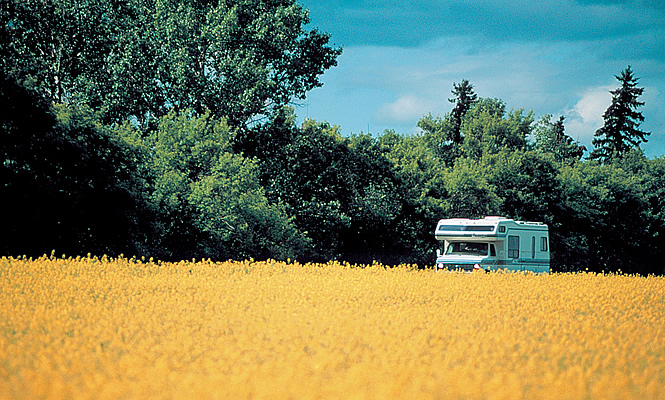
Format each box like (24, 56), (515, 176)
(437, 225), (494, 232)
(540, 237), (548, 252)
(490, 244), (496, 257)
(532, 236), (536, 259)
(467, 226), (494, 232)
(446, 242), (489, 256)
(508, 236), (519, 258)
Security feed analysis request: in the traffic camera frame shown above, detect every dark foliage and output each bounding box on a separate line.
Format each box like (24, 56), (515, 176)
(1, 74), (147, 257)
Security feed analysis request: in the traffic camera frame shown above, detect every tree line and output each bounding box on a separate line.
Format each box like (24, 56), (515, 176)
(2, 0), (664, 274)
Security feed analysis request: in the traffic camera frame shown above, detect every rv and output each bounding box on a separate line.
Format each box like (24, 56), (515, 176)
(434, 216), (550, 273)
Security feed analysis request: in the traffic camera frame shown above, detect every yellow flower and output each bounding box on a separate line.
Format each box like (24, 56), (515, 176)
(0, 256), (663, 399)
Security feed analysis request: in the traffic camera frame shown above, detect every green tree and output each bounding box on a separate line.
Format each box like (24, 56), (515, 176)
(416, 80), (477, 166)
(612, 151), (665, 275)
(417, 113), (459, 166)
(487, 150), (561, 223)
(643, 157), (665, 228)
(460, 98), (533, 159)
(448, 79), (478, 144)
(237, 110), (411, 264)
(0, 0), (114, 103)
(125, 110), (309, 261)
(590, 66), (649, 163)
(2, 0), (342, 128)
(534, 115), (585, 164)
(377, 131), (448, 265)
(379, 131), (446, 216)
(556, 161), (653, 274)
(441, 157), (500, 218)
(235, 112), (352, 260)
(643, 157), (665, 275)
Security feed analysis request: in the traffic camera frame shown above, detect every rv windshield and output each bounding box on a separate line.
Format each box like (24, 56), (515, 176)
(446, 242), (489, 256)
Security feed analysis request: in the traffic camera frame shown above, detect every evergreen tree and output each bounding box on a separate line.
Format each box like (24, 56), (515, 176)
(590, 66), (649, 163)
(416, 80), (477, 166)
(448, 79), (478, 144)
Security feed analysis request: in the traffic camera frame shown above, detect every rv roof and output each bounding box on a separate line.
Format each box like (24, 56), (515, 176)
(436, 217), (545, 226)
(438, 217), (511, 224)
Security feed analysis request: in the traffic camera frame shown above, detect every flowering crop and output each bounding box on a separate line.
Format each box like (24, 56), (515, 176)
(1, 256), (664, 399)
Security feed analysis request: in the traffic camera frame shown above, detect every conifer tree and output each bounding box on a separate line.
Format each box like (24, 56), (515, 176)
(590, 66), (649, 162)
(449, 79), (478, 144)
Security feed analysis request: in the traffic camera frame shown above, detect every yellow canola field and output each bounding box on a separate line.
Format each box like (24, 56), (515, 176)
(1, 256), (664, 400)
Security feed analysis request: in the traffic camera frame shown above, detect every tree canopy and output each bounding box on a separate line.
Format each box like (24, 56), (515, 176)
(2, 0), (342, 128)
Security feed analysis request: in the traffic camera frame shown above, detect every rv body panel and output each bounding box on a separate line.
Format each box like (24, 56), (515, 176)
(434, 217), (550, 273)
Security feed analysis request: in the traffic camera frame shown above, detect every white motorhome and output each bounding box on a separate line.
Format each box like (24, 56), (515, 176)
(434, 216), (550, 273)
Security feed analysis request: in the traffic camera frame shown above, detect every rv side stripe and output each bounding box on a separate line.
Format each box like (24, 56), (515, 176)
(495, 259), (550, 266)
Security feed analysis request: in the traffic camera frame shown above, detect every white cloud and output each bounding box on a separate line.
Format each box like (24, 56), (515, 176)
(375, 94), (433, 124)
(564, 85), (613, 146)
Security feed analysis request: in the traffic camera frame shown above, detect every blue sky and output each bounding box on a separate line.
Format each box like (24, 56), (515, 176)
(296, 0), (665, 157)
